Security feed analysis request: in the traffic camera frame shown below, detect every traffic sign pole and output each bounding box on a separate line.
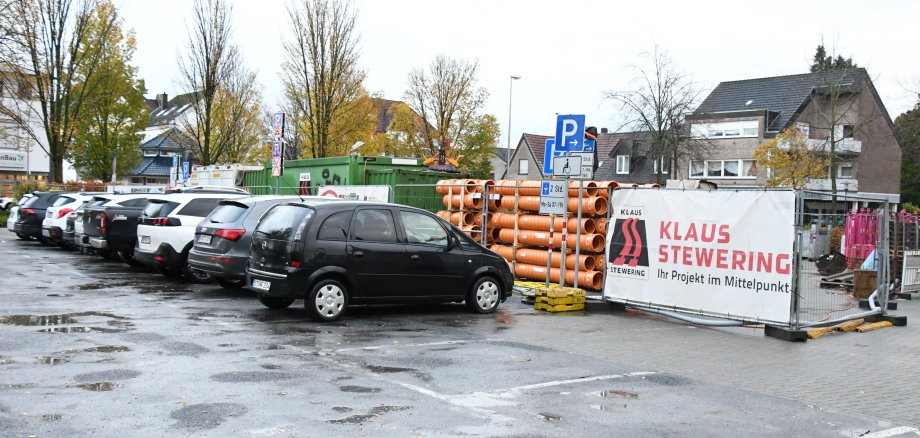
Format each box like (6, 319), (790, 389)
(546, 214), (554, 288)
(574, 180), (583, 288)
(560, 188), (568, 288)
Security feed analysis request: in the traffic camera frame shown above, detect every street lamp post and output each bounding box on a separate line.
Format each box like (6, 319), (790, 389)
(504, 75), (521, 179)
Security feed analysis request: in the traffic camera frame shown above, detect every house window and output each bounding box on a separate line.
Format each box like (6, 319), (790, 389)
(653, 157), (670, 175)
(616, 155), (630, 174)
(838, 162), (853, 179)
(689, 160), (757, 179)
(518, 159), (528, 175)
(833, 124), (856, 139)
(692, 120), (759, 139)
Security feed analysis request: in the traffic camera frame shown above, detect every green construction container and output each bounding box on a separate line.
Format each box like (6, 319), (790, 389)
(241, 155), (459, 211)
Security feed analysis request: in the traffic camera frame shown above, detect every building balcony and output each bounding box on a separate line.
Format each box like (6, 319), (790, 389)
(803, 178), (858, 192)
(777, 138), (861, 155)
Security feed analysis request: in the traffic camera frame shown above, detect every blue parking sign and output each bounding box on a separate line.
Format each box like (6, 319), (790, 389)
(182, 161), (190, 181)
(554, 115), (585, 153)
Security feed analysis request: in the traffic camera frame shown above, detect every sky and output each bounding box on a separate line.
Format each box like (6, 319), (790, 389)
(119, 0), (920, 151)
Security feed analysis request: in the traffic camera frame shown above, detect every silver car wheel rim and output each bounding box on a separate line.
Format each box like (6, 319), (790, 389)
(476, 281), (498, 310)
(315, 284), (345, 317)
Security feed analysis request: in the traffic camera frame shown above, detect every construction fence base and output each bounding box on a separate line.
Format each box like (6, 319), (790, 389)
(764, 325), (808, 342)
(864, 314), (908, 326)
(858, 300), (898, 311)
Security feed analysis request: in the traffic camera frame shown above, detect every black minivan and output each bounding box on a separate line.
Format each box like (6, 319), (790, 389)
(246, 201), (514, 321)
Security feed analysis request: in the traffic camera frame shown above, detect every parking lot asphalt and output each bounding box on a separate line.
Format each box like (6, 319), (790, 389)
(0, 237), (918, 437)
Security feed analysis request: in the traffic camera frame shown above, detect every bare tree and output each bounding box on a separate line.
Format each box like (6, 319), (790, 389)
(803, 67), (882, 200)
(281, 0), (365, 159)
(404, 55), (488, 157)
(603, 46), (706, 184)
(177, 0), (252, 165)
(0, 0), (116, 182)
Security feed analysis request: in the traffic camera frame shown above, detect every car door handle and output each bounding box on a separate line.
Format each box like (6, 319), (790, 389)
(410, 254), (420, 261)
(354, 251), (364, 258)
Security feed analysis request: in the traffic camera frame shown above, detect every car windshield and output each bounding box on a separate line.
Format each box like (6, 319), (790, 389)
(254, 205), (315, 241)
(142, 200), (180, 218)
(51, 196), (75, 207)
(206, 202), (248, 223)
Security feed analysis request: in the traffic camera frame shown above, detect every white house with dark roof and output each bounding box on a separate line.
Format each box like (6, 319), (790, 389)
(687, 68), (901, 204)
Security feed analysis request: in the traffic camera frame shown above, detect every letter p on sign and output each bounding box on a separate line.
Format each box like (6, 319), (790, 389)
(554, 114), (585, 152)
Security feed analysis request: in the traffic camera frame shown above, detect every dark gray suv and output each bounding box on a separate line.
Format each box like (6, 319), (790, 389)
(246, 201), (514, 322)
(188, 196), (328, 288)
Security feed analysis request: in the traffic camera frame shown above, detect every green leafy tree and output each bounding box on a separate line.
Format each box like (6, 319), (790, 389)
(69, 0), (146, 182)
(896, 97), (920, 206)
(753, 127), (829, 188)
(455, 114), (499, 178)
(0, 0), (117, 182)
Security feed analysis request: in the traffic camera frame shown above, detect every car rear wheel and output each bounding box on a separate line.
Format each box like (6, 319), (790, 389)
(307, 279), (347, 322)
(119, 249), (144, 267)
(217, 278), (246, 289)
(467, 276), (500, 314)
(258, 295), (295, 309)
(16, 233), (30, 240)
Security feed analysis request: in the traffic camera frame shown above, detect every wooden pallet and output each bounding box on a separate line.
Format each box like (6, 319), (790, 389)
(820, 270), (854, 289)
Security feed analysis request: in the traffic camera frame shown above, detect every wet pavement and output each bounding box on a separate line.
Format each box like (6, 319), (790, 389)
(0, 237), (917, 437)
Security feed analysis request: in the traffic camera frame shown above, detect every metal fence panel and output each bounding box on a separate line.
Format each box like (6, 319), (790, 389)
(794, 191), (889, 328)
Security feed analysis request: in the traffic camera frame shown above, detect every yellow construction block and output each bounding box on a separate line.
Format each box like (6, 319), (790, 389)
(807, 327), (834, 339)
(535, 302), (585, 312)
(536, 295), (586, 306)
(837, 319), (865, 332)
(855, 321), (893, 333)
(535, 287), (586, 298)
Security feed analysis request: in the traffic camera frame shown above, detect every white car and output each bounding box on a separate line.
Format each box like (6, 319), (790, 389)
(134, 193), (245, 281)
(6, 194), (34, 237)
(1, 196), (15, 210)
(42, 193), (100, 244)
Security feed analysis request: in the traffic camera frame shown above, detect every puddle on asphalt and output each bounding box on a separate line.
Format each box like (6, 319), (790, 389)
(536, 412), (562, 422)
(364, 365), (416, 374)
(1, 383), (37, 389)
(47, 293), (73, 297)
(328, 406), (408, 424)
(38, 356), (69, 365)
(42, 414), (63, 421)
(339, 385), (381, 393)
(494, 313), (514, 324)
(84, 345), (131, 353)
(0, 312), (129, 327)
(599, 389), (638, 399)
(332, 407), (352, 413)
(39, 326), (123, 334)
(260, 364), (281, 370)
(75, 382), (118, 391)
(217, 344), (237, 348)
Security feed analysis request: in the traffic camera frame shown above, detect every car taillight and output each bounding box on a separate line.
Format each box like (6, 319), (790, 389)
(289, 260), (302, 268)
(100, 213), (107, 234)
(152, 217), (181, 226)
(56, 208), (73, 219)
(215, 228), (245, 242)
(21, 208), (35, 216)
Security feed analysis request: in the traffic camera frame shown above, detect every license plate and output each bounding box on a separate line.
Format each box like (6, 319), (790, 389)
(251, 279), (271, 291)
(197, 234), (212, 244)
(140, 236), (150, 244)
(42, 229), (51, 237)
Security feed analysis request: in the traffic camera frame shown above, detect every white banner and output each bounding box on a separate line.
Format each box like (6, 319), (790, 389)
(317, 185), (390, 202)
(603, 190), (795, 324)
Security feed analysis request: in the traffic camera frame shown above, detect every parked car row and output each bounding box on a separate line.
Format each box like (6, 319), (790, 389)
(9, 188), (514, 321)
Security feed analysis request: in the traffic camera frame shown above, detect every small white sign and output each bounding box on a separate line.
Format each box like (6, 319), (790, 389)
(299, 172), (311, 182)
(551, 155), (581, 177)
(570, 152), (595, 180)
(539, 180), (567, 215)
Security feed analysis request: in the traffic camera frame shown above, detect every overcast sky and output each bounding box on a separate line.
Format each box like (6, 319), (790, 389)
(120, 0), (920, 150)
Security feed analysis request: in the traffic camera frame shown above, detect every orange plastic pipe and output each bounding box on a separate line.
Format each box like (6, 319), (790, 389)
(488, 244), (595, 270)
(494, 180), (542, 196)
(595, 256), (606, 271)
(462, 225), (482, 240)
(596, 218), (608, 235)
(568, 180), (598, 197)
(513, 263), (603, 290)
(499, 195), (607, 215)
(443, 194), (483, 210)
(497, 228), (605, 253)
(472, 213), (484, 227)
(436, 210), (474, 227)
(490, 212), (595, 234)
